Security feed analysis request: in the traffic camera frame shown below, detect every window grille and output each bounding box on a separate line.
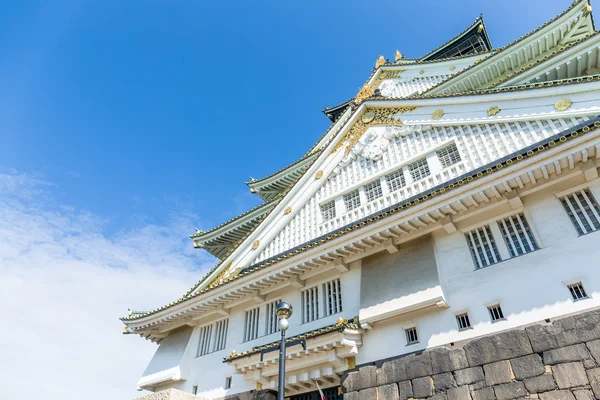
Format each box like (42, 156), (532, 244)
(498, 213), (538, 257)
(568, 282), (588, 301)
(265, 299), (281, 336)
(437, 143), (462, 168)
(213, 319), (228, 351)
(197, 324), (213, 356)
(386, 170), (406, 192)
(364, 180), (383, 202)
(465, 225), (502, 269)
(343, 189), (361, 211)
(302, 286), (319, 323)
(224, 377), (232, 390)
(244, 307), (260, 342)
(405, 327), (419, 345)
(323, 278), (342, 317)
(192, 386), (198, 395)
(488, 304), (505, 322)
(408, 158), (431, 181)
(321, 201), (336, 222)
(456, 313), (472, 330)
(560, 189), (600, 235)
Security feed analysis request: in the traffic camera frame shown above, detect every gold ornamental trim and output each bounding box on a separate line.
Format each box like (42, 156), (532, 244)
(284, 206), (292, 215)
(487, 106), (501, 116)
(432, 109), (445, 120)
(251, 240), (260, 250)
(394, 50), (403, 62)
(315, 170), (324, 179)
(355, 69), (407, 104)
(375, 55), (385, 68)
(449, 65), (456, 71)
(554, 99), (572, 111)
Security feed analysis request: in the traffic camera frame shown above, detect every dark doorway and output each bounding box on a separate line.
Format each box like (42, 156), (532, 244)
(288, 386), (341, 400)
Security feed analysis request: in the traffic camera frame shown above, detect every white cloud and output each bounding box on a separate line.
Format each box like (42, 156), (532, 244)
(0, 170), (215, 400)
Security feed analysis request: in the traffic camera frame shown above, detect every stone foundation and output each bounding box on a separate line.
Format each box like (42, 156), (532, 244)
(224, 389), (277, 400)
(341, 308), (600, 399)
(135, 388), (207, 400)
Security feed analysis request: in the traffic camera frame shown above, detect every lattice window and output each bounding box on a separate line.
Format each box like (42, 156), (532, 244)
(456, 313), (472, 331)
(408, 158), (431, 181)
(197, 324), (213, 357)
(465, 225), (502, 269)
(344, 189), (361, 211)
(405, 327), (419, 344)
(437, 143), (462, 168)
(302, 286), (319, 324)
(498, 213), (538, 257)
(213, 319), (228, 351)
(568, 282), (588, 301)
(488, 304), (505, 322)
(386, 170), (406, 192)
(321, 200), (336, 222)
(244, 307), (260, 342)
(364, 180), (383, 202)
(560, 189), (600, 235)
(265, 299), (281, 336)
(323, 278), (342, 317)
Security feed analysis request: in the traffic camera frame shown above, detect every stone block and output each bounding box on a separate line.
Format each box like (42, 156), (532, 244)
(343, 366), (377, 392)
(510, 354), (545, 379)
(412, 376), (434, 398)
(376, 383), (399, 400)
(447, 386), (471, 400)
(455, 366), (485, 386)
(471, 387), (496, 400)
(428, 394), (447, 400)
(377, 357), (408, 385)
(342, 392), (358, 400)
(586, 367), (600, 397)
(556, 310), (600, 348)
(586, 339), (600, 364)
(539, 391), (576, 400)
(583, 358), (597, 369)
(493, 381), (527, 400)
(573, 389), (595, 400)
(406, 353), (434, 379)
(553, 362), (589, 389)
(523, 374), (557, 393)
(526, 323), (560, 353)
(469, 381), (485, 391)
(483, 361), (512, 386)
(464, 330), (532, 366)
(357, 387), (377, 400)
(428, 347), (469, 374)
(397, 380), (413, 400)
(543, 343), (592, 365)
(433, 372), (456, 392)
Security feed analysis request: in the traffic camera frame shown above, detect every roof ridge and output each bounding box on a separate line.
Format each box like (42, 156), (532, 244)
(419, 15), (489, 61)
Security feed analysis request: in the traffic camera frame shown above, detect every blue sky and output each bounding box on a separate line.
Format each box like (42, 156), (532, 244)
(0, 1), (573, 399)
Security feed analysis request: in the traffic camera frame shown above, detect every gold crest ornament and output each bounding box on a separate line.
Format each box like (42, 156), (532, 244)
(477, 23), (484, 33)
(361, 111), (376, 124)
(252, 240), (260, 250)
(487, 106), (501, 116)
(284, 206), (292, 215)
(419, 69), (425, 75)
(375, 55), (385, 68)
(554, 99), (572, 111)
(584, 4), (592, 16)
(449, 65), (456, 71)
(315, 170), (324, 179)
(395, 50), (403, 62)
(432, 109), (445, 120)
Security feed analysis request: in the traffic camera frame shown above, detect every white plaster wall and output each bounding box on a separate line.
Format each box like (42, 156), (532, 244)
(144, 326), (194, 376)
(357, 176), (600, 366)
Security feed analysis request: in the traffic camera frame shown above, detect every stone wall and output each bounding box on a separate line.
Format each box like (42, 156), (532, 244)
(341, 308), (600, 399)
(135, 388), (207, 400)
(224, 389), (277, 400)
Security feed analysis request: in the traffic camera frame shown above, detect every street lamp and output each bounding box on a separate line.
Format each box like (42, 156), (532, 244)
(276, 301), (293, 400)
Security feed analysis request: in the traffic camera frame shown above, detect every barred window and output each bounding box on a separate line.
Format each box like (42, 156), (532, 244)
(364, 180), (383, 202)
(568, 282), (588, 301)
(302, 286), (319, 323)
(323, 278), (342, 317)
(321, 201), (336, 222)
(225, 377), (232, 390)
(498, 213), (538, 257)
(437, 143), (462, 168)
(488, 304), (505, 322)
(560, 189), (600, 235)
(405, 327), (419, 345)
(244, 307), (260, 342)
(213, 319), (228, 351)
(344, 189), (361, 211)
(197, 324), (213, 357)
(265, 299), (281, 336)
(386, 170), (406, 192)
(408, 158), (431, 181)
(456, 313), (472, 330)
(465, 225), (502, 269)
(192, 386), (198, 395)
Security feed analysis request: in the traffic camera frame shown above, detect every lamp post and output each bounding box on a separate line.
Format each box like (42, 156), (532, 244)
(276, 301), (293, 400)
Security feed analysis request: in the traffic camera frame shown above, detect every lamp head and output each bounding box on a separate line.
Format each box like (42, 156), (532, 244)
(276, 301), (293, 320)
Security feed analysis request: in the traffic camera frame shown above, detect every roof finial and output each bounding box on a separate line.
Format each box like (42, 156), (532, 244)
(477, 23), (484, 34)
(375, 55), (385, 68)
(583, 4), (592, 16)
(250, 176), (256, 182)
(395, 50), (403, 62)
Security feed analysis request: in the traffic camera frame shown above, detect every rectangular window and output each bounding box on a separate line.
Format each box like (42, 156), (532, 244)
(225, 377), (232, 390)
(408, 158), (431, 181)
(465, 225), (502, 269)
(321, 201), (336, 222)
(192, 386), (198, 395)
(244, 307), (260, 342)
(437, 143), (462, 168)
(498, 213), (538, 257)
(405, 327), (419, 345)
(323, 278), (343, 317)
(386, 170), (406, 192)
(302, 286), (319, 324)
(197, 324), (213, 357)
(568, 282), (588, 301)
(488, 304), (505, 322)
(343, 189), (361, 211)
(456, 313), (472, 330)
(560, 189), (600, 235)
(265, 299), (281, 336)
(364, 180), (383, 202)
(213, 319), (228, 351)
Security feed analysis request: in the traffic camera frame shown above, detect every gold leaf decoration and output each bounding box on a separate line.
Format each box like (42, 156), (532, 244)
(284, 206), (292, 215)
(395, 50), (403, 62)
(420, 69), (425, 74)
(252, 240), (260, 250)
(315, 170), (324, 179)
(584, 4), (592, 16)
(375, 55), (385, 68)
(487, 106), (501, 116)
(449, 65), (456, 71)
(477, 23), (484, 33)
(432, 109), (445, 120)
(554, 99), (572, 111)
(355, 84), (375, 104)
(355, 69), (407, 104)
